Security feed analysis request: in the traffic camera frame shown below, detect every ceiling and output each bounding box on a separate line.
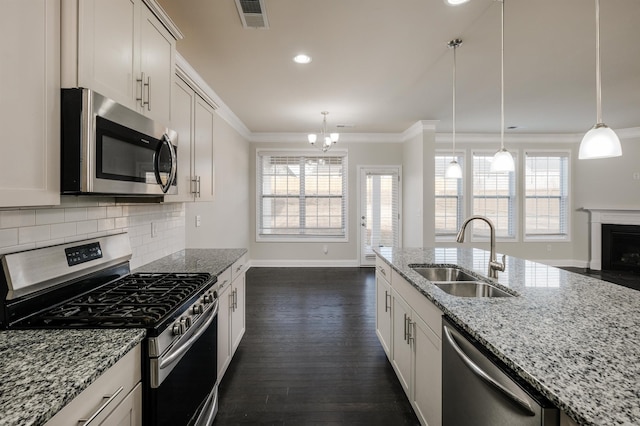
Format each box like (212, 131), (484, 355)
(156, 0), (640, 136)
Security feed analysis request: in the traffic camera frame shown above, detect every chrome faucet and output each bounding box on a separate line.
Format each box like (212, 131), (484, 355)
(456, 215), (506, 279)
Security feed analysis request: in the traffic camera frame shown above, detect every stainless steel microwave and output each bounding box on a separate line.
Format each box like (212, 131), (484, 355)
(61, 88), (178, 196)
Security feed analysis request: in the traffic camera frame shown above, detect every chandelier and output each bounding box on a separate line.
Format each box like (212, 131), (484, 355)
(308, 111), (339, 152)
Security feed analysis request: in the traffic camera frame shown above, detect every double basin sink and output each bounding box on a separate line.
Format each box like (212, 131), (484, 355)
(410, 266), (513, 298)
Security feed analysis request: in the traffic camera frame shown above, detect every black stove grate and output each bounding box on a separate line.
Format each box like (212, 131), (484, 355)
(20, 273), (212, 328)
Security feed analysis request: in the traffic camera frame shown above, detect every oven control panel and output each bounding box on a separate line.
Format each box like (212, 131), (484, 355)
(172, 290), (216, 336)
(65, 242), (103, 266)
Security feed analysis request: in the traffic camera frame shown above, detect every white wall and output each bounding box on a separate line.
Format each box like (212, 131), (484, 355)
(0, 197), (185, 270)
(249, 141), (404, 265)
(185, 114), (250, 249)
(572, 131), (640, 264)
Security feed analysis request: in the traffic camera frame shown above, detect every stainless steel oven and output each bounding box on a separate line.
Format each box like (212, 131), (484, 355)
(0, 233), (218, 425)
(61, 88), (178, 196)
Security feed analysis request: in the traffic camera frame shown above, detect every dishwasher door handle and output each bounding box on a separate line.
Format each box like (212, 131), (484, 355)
(443, 325), (536, 416)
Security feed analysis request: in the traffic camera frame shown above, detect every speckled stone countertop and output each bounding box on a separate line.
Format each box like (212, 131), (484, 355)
(134, 249), (248, 287)
(0, 328), (145, 426)
(375, 247), (640, 426)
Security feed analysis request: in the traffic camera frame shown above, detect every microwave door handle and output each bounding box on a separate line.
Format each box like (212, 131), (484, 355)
(155, 135), (177, 194)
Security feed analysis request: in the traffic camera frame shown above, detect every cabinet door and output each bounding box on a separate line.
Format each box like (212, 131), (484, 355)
(139, 5), (174, 124)
(165, 78), (195, 202)
(375, 274), (392, 358)
(391, 291), (411, 396)
(412, 314), (442, 426)
(77, 0), (138, 110)
(217, 282), (231, 380)
(230, 270), (245, 352)
(193, 95), (215, 201)
(103, 383), (142, 426)
(0, 0), (60, 207)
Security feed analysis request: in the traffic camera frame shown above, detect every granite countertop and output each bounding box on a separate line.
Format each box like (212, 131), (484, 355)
(375, 247), (640, 426)
(134, 248), (248, 282)
(0, 329), (145, 426)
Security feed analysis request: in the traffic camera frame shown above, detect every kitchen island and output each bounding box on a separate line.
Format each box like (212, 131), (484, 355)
(375, 247), (640, 426)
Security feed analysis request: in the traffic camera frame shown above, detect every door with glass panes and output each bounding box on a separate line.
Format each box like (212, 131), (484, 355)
(359, 167), (401, 266)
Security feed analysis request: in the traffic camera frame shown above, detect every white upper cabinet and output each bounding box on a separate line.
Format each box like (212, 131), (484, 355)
(0, 0), (60, 207)
(62, 0), (182, 125)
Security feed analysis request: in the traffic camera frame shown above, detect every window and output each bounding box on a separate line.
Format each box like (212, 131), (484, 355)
(435, 154), (464, 238)
(472, 153), (516, 239)
(524, 152), (569, 239)
(257, 152), (347, 240)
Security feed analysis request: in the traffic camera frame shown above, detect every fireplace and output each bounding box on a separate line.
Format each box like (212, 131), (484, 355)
(584, 207), (640, 270)
(602, 224), (640, 272)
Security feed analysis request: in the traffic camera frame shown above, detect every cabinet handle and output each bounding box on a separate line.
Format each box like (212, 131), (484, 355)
(407, 320), (415, 345)
(403, 313), (408, 342)
(77, 386), (124, 425)
(145, 75), (151, 111)
(136, 73), (144, 107)
(233, 288), (238, 310)
(378, 267), (387, 276)
(384, 290), (390, 313)
(235, 264), (243, 273)
(196, 176), (201, 198)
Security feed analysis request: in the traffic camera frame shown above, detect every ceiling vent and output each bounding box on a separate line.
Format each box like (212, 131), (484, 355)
(234, 0), (269, 29)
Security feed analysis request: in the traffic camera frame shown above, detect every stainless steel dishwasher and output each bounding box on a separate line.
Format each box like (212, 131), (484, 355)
(442, 318), (559, 426)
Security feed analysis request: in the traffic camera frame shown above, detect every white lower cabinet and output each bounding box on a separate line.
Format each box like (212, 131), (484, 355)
(46, 344), (142, 426)
(217, 254), (247, 381)
(375, 255), (443, 426)
(375, 271), (392, 358)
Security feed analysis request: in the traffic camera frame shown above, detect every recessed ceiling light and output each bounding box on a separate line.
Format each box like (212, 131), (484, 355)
(293, 54), (312, 64)
(444, 0), (470, 5)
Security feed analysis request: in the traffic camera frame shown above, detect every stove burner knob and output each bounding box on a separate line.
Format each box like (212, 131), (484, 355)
(182, 317), (192, 329)
(203, 293), (214, 304)
(192, 304), (203, 314)
(172, 322), (185, 336)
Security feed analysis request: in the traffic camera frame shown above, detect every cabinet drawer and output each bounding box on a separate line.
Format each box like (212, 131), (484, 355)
(216, 267), (232, 294)
(375, 256), (391, 283)
(392, 269), (443, 339)
(231, 253), (248, 281)
(45, 344), (141, 426)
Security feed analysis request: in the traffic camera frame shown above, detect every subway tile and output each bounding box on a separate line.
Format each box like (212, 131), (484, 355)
(50, 222), (77, 239)
(19, 225), (51, 244)
(0, 211), (22, 229)
(114, 217), (129, 228)
(0, 229), (19, 248)
(65, 208), (88, 222)
(19, 210), (36, 227)
(76, 220), (98, 235)
(107, 206), (123, 218)
(97, 218), (115, 232)
(36, 209), (65, 225)
(36, 238), (65, 248)
(87, 207), (107, 220)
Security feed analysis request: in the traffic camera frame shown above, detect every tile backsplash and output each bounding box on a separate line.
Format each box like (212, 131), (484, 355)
(0, 197), (185, 269)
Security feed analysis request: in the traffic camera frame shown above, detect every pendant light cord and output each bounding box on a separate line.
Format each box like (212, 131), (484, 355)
(452, 43), (457, 158)
(500, 0), (505, 150)
(595, 0), (602, 124)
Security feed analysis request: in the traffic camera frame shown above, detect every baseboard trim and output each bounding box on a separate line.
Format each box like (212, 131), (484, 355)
(248, 259), (362, 268)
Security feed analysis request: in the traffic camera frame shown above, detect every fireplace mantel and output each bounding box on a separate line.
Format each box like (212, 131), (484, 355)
(583, 207), (640, 270)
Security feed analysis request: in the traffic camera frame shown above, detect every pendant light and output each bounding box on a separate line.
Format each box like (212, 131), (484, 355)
(445, 38), (463, 179)
(578, 0), (622, 159)
(489, 0), (515, 173)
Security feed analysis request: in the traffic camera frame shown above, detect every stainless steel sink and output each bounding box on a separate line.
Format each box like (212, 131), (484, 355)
(434, 282), (513, 298)
(410, 266), (514, 298)
(411, 267), (477, 282)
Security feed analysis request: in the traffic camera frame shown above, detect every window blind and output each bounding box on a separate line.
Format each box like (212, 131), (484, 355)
(472, 153), (516, 239)
(524, 152), (569, 238)
(435, 155), (464, 237)
(257, 152), (347, 239)
(361, 169), (399, 258)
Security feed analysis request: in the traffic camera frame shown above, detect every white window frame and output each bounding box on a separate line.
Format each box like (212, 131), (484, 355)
(435, 151), (465, 241)
(470, 150), (518, 242)
(256, 149), (349, 242)
(523, 150), (571, 242)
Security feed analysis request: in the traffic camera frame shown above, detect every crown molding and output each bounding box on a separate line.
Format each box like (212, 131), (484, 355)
(142, 0), (184, 40)
(175, 53), (252, 141)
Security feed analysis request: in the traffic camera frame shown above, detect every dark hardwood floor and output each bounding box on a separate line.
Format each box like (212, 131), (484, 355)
(214, 267), (419, 425)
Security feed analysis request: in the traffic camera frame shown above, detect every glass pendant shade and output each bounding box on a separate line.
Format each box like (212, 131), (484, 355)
(579, 123), (622, 159)
(445, 160), (463, 179)
(308, 134), (317, 144)
(490, 148), (515, 172)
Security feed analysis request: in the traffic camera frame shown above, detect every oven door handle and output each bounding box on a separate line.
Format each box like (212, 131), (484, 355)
(159, 299), (218, 370)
